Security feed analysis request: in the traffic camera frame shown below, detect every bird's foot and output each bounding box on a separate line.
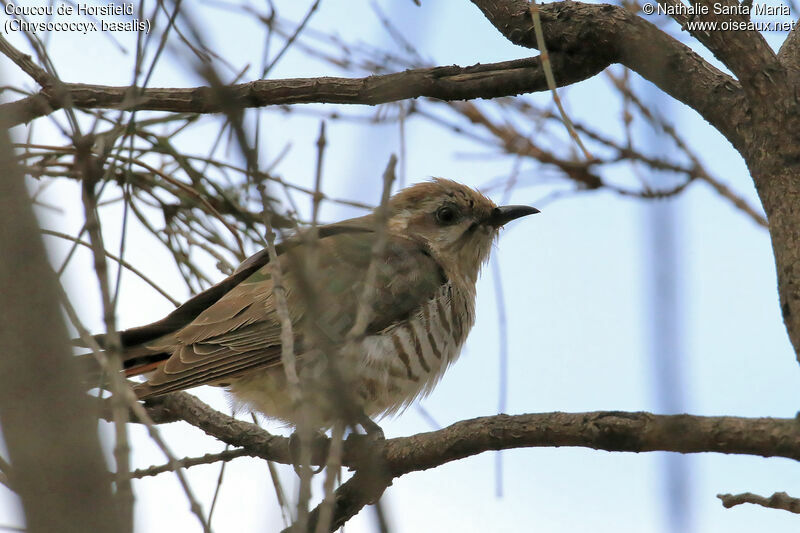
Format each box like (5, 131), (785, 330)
(343, 412), (385, 469)
(357, 413), (385, 441)
(288, 430), (326, 475)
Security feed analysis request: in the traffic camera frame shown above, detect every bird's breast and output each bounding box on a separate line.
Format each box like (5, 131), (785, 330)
(357, 282), (476, 417)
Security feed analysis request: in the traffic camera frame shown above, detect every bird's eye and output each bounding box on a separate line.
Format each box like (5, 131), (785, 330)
(435, 204), (460, 225)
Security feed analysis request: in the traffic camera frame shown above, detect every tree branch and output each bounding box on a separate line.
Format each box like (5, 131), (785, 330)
(0, 57), (603, 128)
(0, 33), (54, 87)
(381, 411), (800, 472)
(150, 397), (800, 532)
(661, 0), (785, 102)
(300, 466), (393, 533)
(718, 491), (800, 514)
(778, 23), (800, 77)
(143, 392), (296, 463)
(128, 448), (256, 480)
(468, 0), (749, 151)
(145, 394), (800, 467)
(0, 0), (753, 153)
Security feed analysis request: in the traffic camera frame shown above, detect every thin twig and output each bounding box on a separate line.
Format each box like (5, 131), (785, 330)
(262, 0), (321, 77)
(77, 143), (133, 530)
(207, 445), (229, 525)
(56, 286), (212, 533)
(314, 423), (346, 533)
(0, 455), (13, 492)
(258, 190), (299, 396)
(129, 448), (254, 480)
(347, 155), (397, 340)
(0, 32), (54, 87)
(491, 254), (508, 498)
(253, 413), (293, 528)
(254, 174), (310, 531)
(718, 491), (800, 514)
(606, 70), (766, 227)
(527, 2), (593, 161)
(108, 153), (246, 255)
(41, 229), (180, 306)
(311, 122), (327, 228)
(267, 461), (293, 528)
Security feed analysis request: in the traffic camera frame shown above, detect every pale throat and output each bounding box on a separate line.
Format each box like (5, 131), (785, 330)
(386, 209), (491, 287)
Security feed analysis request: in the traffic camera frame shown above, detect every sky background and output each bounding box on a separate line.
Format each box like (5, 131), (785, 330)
(1, 0), (799, 532)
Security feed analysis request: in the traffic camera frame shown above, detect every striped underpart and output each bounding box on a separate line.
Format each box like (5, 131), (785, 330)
(356, 281), (475, 418)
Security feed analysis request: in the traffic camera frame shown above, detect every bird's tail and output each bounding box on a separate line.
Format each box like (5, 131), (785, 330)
(74, 243), (278, 394)
(74, 339), (170, 394)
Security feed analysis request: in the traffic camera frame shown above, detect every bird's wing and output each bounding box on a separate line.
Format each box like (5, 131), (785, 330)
(106, 218), (375, 351)
(135, 231), (445, 397)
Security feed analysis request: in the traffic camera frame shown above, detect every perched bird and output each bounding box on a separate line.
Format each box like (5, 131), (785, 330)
(114, 179), (537, 429)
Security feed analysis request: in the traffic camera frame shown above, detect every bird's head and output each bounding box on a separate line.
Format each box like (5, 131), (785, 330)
(385, 178), (538, 285)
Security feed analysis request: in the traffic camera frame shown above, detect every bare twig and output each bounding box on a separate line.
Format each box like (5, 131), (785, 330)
(527, 2), (592, 160)
(347, 155), (397, 340)
(57, 289), (212, 533)
(0, 455), (14, 492)
(262, 0), (321, 77)
(254, 413), (293, 529)
(311, 121), (327, 228)
(0, 125), (123, 532)
(77, 139), (133, 531)
(314, 423), (346, 533)
(108, 153), (246, 255)
(0, 33), (54, 87)
(41, 228), (180, 306)
(129, 448), (255, 480)
(491, 253), (509, 498)
(300, 466), (392, 533)
(267, 461), (293, 528)
(718, 491), (800, 514)
(207, 445), (228, 525)
(254, 173), (310, 531)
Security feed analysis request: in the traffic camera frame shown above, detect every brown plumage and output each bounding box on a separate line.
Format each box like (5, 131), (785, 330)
(113, 179), (538, 427)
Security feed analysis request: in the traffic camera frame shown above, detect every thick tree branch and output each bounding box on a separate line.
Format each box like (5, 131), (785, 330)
(778, 24), (800, 78)
(0, 1), (751, 153)
(145, 394), (800, 467)
(382, 411), (800, 471)
(0, 57), (603, 128)
(468, 0), (749, 151)
(0, 93), (54, 127)
(661, 0), (786, 102)
(146, 395), (800, 532)
(144, 392), (296, 463)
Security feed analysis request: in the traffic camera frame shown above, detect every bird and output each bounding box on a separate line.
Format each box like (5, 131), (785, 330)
(110, 178), (538, 431)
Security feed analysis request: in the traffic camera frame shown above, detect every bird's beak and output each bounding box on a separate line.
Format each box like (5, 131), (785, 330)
(487, 205), (540, 227)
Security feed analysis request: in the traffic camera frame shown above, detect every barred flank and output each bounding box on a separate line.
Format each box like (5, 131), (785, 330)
(362, 282), (475, 417)
(391, 332), (418, 381)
